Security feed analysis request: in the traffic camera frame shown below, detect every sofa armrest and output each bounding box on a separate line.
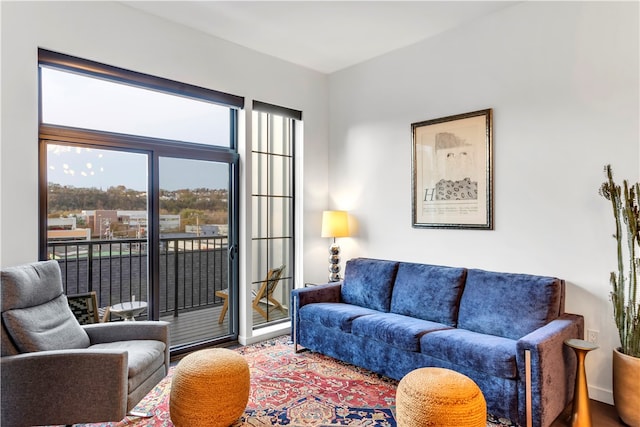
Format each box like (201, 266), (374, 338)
(290, 283), (342, 351)
(291, 282), (342, 309)
(83, 320), (170, 371)
(516, 313), (584, 427)
(1, 349), (128, 426)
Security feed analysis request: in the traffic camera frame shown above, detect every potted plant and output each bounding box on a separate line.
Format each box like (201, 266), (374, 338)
(599, 164), (640, 427)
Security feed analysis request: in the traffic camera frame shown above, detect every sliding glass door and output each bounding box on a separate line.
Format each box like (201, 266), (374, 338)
(158, 157), (235, 346)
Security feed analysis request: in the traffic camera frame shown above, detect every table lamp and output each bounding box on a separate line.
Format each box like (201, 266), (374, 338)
(321, 210), (349, 282)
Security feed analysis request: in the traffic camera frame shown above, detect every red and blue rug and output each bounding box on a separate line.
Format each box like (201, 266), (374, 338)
(67, 336), (517, 426)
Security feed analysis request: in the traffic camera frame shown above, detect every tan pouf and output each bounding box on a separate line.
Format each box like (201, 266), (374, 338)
(396, 367), (486, 427)
(170, 348), (250, 427)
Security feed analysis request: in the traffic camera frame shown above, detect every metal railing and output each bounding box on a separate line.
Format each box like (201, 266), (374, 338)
(48, 236), (229, 317)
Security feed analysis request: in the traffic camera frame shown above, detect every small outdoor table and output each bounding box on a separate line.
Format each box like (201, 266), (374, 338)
(110, 301), (147, 321)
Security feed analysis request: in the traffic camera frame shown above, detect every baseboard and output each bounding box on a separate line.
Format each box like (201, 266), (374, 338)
(239, 323), (291, 346)
(589, 385), (613, 405)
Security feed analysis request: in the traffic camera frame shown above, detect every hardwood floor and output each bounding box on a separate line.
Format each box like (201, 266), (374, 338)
(551, 400), (626, 426)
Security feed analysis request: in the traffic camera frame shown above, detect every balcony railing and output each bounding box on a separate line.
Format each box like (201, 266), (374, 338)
(48, 236), (228, 317)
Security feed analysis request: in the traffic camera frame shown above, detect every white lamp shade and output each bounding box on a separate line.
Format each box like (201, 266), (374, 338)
(321, 210), (349, 238)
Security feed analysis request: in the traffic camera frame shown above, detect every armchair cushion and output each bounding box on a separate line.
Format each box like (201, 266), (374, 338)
(2, 294), (90, 352)
(1, 259), (68, 356)
(90, 340), (166, 391)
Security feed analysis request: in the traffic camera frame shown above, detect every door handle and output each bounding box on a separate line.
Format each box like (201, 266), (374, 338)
(228, 244), (238, 261)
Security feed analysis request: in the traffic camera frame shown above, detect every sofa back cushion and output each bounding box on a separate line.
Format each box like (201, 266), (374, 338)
(341, 258), (399, 312)
(457, 268), (564, 340)
(390, 262), (467, 326)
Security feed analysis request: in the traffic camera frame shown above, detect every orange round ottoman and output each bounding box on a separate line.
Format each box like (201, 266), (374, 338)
(170, 348), (250, 427)
(396, 367), (486, 427)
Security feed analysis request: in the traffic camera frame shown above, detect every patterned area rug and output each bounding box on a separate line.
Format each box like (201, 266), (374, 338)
(67, 335), (518, 426)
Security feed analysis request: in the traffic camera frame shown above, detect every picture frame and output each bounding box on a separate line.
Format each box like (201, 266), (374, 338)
(411, 109), (493, 229)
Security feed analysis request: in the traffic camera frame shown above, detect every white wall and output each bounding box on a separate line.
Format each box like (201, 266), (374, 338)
(0, 1), (330, 342)
(328, 1), (639, 404)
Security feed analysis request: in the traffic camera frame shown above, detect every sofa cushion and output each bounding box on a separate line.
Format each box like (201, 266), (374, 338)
(421, 328), (518, 379)
(2, 294), (90, 352)
(90, 339), (165, 391)
(299, 302), (379, 332)
(341, 258), (399, 312)
(458, 269), (563, 340)
(351, 312), (452, 352)
(390, 262), (466, 326)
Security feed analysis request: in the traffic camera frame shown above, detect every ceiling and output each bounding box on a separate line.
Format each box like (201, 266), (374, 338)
(122, 1), (518, 74)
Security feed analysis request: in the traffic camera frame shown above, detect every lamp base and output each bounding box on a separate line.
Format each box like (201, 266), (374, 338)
(328, 242), (341, 282)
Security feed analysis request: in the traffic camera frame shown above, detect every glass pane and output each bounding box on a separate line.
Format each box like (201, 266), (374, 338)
(41, 67), (231, 147)
(268, 115), (292, 156)
(250, 238), (290, 322)
(269, 155), (291, 196)
(253, 112), (268, 153)
(46, 144), (149, 315)
(252, 112), (292, 155)
(251, 196), (267, 239)
(158, 157), (231, 346)
(251, 152), (266, 196)
(269, 197), (292, 237)
(252, 152), (291, 197)
(251, 197), (291, 239)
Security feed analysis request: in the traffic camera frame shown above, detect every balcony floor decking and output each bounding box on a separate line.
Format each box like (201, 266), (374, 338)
(159, 302), (289, 347)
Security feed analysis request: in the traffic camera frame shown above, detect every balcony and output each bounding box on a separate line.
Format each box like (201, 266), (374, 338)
(48, 236), (288, 347)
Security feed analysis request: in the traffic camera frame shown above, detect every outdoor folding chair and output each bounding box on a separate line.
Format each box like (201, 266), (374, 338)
(216, 265), (286, 323)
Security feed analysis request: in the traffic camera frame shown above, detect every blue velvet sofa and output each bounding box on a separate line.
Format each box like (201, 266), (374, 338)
(291, 258), (584, 427)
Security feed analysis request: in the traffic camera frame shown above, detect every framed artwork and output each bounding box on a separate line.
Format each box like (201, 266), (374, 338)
(411, 109), (493, 229)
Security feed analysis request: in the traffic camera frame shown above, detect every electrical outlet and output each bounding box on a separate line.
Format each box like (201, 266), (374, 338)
(587, 329), (599, 344)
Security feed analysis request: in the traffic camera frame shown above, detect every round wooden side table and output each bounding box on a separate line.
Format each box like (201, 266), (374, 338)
(564, 338), (599, 427)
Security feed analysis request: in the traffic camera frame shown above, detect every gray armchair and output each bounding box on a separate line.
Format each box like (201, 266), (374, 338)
(1, 260), (170, 427)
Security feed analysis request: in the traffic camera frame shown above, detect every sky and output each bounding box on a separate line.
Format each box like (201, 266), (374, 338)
(47, 145), (229, 191)
(42, 67), (231, 191)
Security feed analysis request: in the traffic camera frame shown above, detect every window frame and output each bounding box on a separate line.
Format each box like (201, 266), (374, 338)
(38, 49), (243, 113)
(251, 100), (300, 328)
(38, 50), (242, 349)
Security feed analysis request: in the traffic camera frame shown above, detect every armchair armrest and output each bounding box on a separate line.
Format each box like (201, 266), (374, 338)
(83, 320), (170, 370)
(1, 349), (128, 427)
(516, 313), (584, 427)
(83, 320), (169, 343)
